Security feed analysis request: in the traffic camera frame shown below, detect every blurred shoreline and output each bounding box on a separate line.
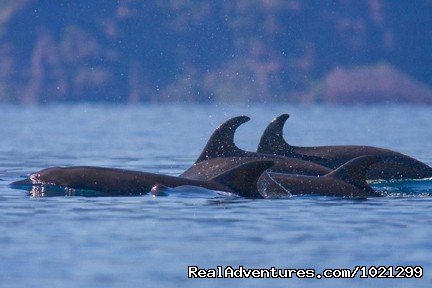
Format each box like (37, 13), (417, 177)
(1, 1), (431, 104)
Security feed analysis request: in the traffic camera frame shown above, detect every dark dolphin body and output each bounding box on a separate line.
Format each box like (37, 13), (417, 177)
(10, 161), (277, 199)
(271, 156), (383, 197)
(180, 116), (331, 181)
(257, 114), (432, 180)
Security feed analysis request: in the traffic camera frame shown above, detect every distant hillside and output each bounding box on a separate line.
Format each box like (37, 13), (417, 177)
(1, 0), (432, 104)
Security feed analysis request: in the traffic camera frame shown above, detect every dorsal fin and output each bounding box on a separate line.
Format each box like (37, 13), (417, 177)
(257, 114), (294, 155)
(195, 116), (250, 163)
(257, 114), (328, 163)
(326, 155), (381, 190)
(211, 160), (274, 198)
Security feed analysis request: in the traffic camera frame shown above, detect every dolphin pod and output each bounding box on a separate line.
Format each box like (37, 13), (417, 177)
(257, 114), (432, 180)
(10, 114), (431, 198)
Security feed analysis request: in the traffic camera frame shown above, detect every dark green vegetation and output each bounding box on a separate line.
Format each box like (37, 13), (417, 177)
(1, 1), (431, 104)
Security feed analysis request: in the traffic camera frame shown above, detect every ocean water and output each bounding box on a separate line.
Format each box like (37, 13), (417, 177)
(0, 104), (431, 287)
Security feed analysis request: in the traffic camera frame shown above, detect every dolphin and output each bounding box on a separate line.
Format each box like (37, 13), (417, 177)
(9, 160), (278, 199)
(270, 156), (383, 197)
(257, 114), (432, 180)
(180, 116), (332, 181)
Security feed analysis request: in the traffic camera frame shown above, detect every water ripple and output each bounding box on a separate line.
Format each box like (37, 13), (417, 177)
(1, 104), (432, 288)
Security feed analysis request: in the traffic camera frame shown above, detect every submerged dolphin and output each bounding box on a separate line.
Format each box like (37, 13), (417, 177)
(180, 116), (331, 181)
(10, 161), (277, 198)
(257, 114), (432, 180)
(270, 156), (382, 197)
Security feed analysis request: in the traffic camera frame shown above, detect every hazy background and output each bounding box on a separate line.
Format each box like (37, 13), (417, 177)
(1, 0), (431, 104)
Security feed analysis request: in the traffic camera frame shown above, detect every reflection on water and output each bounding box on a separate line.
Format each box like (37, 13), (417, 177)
(18, 178), (432, 198)
(27, 185), (105, 197)
(0, 104), (431, 288)
(372, 178), (432, 197)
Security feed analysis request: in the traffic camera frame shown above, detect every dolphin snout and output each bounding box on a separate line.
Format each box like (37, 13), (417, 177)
(9, 178), (33, 187)
(8, 169), (59, 187)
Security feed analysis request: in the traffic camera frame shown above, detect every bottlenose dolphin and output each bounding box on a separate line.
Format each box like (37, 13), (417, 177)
(270, 156), (383, 197)
(10, 161), (276, 198)
(180, 116), (332, 180)
(257, 114), (432, 180)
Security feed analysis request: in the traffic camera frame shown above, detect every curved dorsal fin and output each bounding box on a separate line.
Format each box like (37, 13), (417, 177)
(257, 114), (327, 163)
(211, 160), (274, 198)
(195, 116), (250, 163)
(326, 155), (381, 190)
(257, 114), (294, 155)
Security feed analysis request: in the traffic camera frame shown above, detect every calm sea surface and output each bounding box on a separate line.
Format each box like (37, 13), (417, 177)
(0, 104), (431, 287)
